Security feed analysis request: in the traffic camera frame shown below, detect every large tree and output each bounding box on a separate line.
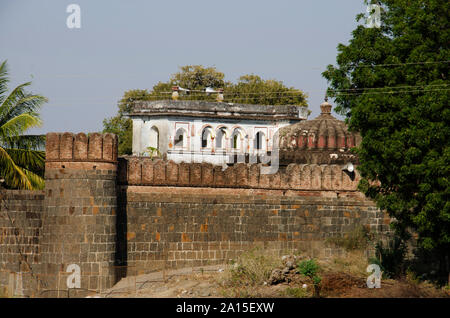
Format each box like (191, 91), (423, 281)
(0, 61), (46, 190)
(104, 65), (308, 155)
(322, 0), (449, 277)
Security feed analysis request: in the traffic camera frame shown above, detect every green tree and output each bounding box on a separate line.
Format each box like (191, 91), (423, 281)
(322, 0), (449, 279)
(0, 60), (47, 190)
(103, 89), (152, 155)
(104, 65), (308, 155)
(225, 74), (307, 106)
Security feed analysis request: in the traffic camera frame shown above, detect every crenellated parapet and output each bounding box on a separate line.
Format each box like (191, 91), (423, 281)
(45, 132), (118, 163)
(118, 158), (360, 191)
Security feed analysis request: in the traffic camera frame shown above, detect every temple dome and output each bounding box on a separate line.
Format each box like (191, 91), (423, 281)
(278, 99), (361, 165)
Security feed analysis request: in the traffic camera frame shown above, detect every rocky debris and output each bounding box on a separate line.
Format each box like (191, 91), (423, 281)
(268, 269), (285, 285)
(268, 255), (308, 285)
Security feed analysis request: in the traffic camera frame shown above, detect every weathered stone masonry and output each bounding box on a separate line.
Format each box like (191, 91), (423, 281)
(0, 190), (44, 296)
(0, 131), (391, 297)
(123, 187), (388, 274)
(39, 132), (118, 296)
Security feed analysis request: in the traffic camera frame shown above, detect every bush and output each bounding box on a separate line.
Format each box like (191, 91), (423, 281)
(369, 236), (407, 279)
(298, 259), (320, 278)
(225, 248), (280, 286)
(297, 259), (322, 297)
(407, 245), (450, 287)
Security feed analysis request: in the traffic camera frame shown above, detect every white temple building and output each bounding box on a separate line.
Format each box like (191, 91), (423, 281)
(128, 100), (309, 165)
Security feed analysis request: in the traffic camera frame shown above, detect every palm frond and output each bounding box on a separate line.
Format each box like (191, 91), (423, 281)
(0, 86), (47, 129)
(0, 146), (32, 189)
(0, 60), (9, 104)
(0, 61), (47, 190)
(5, 148), (45, 175)
(0, 82), (31, 120)
(0, 113), (42, 138)
(1, 94), (47, 126)
(2, 134), (46, 150)
(21, 166), (45, 190)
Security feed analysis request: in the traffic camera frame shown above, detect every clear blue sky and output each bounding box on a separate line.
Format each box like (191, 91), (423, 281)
(0, 0), (367, 134)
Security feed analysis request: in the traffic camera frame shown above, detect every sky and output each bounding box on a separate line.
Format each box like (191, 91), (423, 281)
(0, 0), (368, 134)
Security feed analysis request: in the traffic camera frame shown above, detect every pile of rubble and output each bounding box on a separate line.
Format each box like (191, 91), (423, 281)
(267, 255), (309, 285)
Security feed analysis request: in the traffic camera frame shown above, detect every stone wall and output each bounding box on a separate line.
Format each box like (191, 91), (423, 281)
(39, 132), (119, 296)
(0, 131), (394, 297)
(0, 190), (44, 296)
(122, 186), (391, 275)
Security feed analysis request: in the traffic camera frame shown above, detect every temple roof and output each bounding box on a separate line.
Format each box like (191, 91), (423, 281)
(278, 100), (361, 165)
(127, 100), (309, 121)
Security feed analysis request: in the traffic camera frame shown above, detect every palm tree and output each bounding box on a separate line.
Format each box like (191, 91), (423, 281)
(0, 60), (47, 190)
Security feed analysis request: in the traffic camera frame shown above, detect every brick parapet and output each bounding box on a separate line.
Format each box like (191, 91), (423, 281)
(119, 157), (359, 191)
(46, 132), (118, 163)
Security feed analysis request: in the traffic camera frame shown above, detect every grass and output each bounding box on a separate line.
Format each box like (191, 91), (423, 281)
(321, 250), (370, 278)
(217, 247), (281, 297)
(284, 287), (310, 298)
(215, 243), (449, 298)
(221, 247), (281, 287)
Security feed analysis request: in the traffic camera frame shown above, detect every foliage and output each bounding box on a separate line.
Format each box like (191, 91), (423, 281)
(297, 259), (322, 297)
(103, 65), (308, 155)
(284, 287), (309, 298)
(145, 146), (161, 159)
(407, 244), (450, 286)
(322, 0), (450, 275)
(225, 74), (308, 106)
(325, 250), (371, 278)
(298, 259), (320, 278)
(171, 65), (226, 93)
(0, 60), (46, 190)
(103, 89), (152, 155)
(223, 248), (280, 287)
(369, 236), (408, 279)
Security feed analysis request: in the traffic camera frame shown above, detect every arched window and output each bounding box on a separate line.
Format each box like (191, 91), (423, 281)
(255, 131), (266, 150)
(232, 134), (239, 149)
(149, 126), (159, 150)
(231, 129), (243, 151)
(174, 128), (187, 148)
(201, 127), (213, 148)
(216, 127), (227, 149)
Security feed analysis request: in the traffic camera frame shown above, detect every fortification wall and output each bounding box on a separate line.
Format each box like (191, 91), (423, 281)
(0, 132), (394, 297)
(40, 132), (119, 296)
(116, 157), (391, 275)
(122, 186), (390, 275)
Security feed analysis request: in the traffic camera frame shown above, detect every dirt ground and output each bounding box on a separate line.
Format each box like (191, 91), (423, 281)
(91, 264), (449, 298)
(97, 265), (226, 298)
